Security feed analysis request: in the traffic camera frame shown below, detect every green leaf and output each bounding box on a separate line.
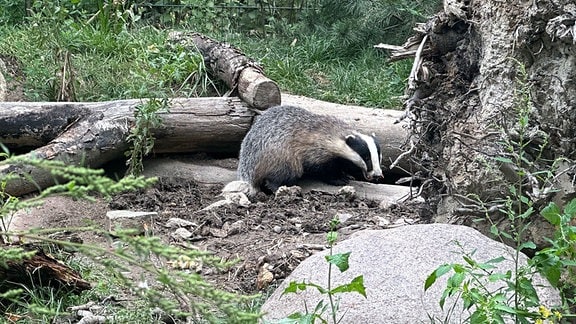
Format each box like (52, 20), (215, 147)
(330, 275), (366, 298)
(541, 202), (562, 226)
(439, 289), (449, 309)
(519, 206), (534, 219)
(494, 156), (513, 163)
(500, 231), (513, 239)
(493, 304), (517, 314)
(282, 281), (328, 296)
(283, 312), (315, 324)
(312, 299), (327, 316)
(487, 273), (508, 282)
(453, 264), (466, 273)
(325, 252), (351, 272)
(326, 231), (337, 245)
(518, 241), (536, 250)
(463, 255), (477, 267)
(490, 224), (500, 236)
(561, 259), (576, 266)
(447, 272), (465, 289)
(425, 264), (452, 291)
(542, 267), (561, 287)
(564, 198), (576, 216)
(486, 256), (506, 264)
(282, 281), (308, 294)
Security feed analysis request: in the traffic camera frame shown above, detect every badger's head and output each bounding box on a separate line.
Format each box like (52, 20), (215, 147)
(345, 132), (383, 181)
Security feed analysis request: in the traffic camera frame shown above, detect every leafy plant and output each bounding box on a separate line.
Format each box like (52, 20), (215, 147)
(424, 247), (546, 323)
(532, 199), (576, 313)
(279, 217), (366, 323)
(424, 60), (576, 323)
(125, 97), (168, 176)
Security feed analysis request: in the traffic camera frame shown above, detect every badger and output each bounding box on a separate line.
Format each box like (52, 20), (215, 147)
(224, 105), (383, 196)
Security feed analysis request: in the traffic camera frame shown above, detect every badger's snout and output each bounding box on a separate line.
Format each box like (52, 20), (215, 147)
(366, 169), (383, 181)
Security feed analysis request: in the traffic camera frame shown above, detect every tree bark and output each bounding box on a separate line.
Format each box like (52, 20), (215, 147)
(1, 245), (91, 294)
(388, 1), (576, 242)
(169, 31), (281, 109)
(0, 95), (409, 196)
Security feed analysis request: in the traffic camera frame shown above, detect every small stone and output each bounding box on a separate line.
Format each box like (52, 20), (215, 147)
(77, 315), (107, 324)
(210, 227), (228, 238)
(379, 200), (392, 210)
(289, 249), (307, 259)
(171, 228), (193, 240)
(223, 220), (244, 235)
(336, 213), (354, 224)
(256, 263), (274, 290)
(376, 216), (390, 227)
(389, 218), (419, 228)
(203, 192), (251, 211)
(107, 210), (157, 235)
(337, 186), (356, 199)
(273, 225), (282, 233)
(275, 186), (302, 199)
(165, 217), (197, 228)
(76, 310), (93, 318)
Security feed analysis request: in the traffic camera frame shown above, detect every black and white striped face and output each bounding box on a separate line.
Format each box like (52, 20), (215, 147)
(346, 132), (383, 180)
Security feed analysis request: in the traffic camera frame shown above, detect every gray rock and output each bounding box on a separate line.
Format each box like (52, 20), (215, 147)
(171, 228), (193, 241)
(165, 217), (197, 228)
(299, 179), (419, 204)
(106, 210), (157, 234)
(261, 224), (560, 323)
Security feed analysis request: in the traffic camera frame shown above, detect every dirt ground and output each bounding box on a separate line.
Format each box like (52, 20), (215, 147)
(9, 161), (428, 321)
(107, 173), (428, 295)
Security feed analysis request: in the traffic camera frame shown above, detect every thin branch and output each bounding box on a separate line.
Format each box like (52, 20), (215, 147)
(389, 139), (415, 171)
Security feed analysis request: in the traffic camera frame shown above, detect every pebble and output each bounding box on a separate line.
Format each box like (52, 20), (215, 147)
(165, 217), (197, 228)
(171, 228), (193, 240)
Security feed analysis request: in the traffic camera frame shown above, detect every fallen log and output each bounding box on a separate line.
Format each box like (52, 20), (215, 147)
(0, 95), (410, 196)
(0, 97), (253, 196)
(0, 244), (91, 295)
(169, 31), (281, 109)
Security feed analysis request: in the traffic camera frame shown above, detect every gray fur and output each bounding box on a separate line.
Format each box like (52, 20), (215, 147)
(237, 105), (382, 195)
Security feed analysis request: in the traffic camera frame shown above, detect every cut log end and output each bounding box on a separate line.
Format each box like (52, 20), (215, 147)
(238, 68), (281, 109)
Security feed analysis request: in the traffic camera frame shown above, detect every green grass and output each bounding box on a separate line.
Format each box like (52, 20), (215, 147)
(0, 23), (210, 101)
(222, 33), (410, 109)
(0, 18), (409, 108)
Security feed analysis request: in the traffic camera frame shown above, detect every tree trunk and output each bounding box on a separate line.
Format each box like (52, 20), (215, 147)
(0, 95), (409, 196)
(169, 31), (281, 109)
(388, 1), (576, 242)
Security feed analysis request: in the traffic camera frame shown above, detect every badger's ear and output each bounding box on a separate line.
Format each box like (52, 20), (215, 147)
(371, 132), (376, 138)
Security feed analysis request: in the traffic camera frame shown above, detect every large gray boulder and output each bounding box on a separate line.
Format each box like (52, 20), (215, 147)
(261, 224), (560, 323)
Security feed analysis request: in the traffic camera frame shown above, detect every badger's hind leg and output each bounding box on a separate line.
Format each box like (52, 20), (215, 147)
(261, 164), (301, 194)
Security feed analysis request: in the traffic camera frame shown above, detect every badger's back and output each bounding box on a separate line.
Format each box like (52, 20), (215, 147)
(238, 105), (355, 194)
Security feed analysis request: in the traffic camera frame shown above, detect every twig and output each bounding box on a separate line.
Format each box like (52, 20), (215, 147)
(414, 178), (433, 198)
(389, 139), (415, 171)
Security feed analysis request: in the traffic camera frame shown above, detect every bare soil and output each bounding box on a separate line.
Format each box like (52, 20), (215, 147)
(105, 175), (429, 295)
